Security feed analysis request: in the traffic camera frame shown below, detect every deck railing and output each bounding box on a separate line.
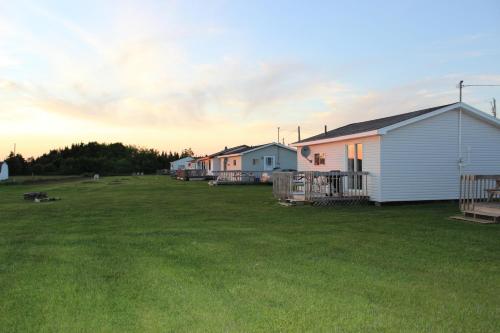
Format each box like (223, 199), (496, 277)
(212, 171), (272, 184)
(459, 175), (500, 212)
(176, 169), (209, 180)
(273, 171), (369, 205)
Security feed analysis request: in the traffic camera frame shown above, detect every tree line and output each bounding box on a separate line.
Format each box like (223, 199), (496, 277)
(3, 142), (195, 176)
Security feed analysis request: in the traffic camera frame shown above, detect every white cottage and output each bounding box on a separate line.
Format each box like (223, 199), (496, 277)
(292, 102), (500, 203)
(0, 161), (8, 181)
(169, 157), (195, 171)
(196, 145), (249, 175)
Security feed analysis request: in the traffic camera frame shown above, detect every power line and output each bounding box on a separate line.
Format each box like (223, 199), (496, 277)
(462, 84), (500, 87)
(458, 81), (500, 102)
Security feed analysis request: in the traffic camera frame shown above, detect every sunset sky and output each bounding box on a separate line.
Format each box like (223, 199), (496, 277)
(1, 0), (499, 158)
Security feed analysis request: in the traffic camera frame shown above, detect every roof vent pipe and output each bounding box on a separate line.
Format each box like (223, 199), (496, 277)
(324, 125), (327, 135)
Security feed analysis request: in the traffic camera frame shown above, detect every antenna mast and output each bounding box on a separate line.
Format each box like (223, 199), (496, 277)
(459, 80), (500, 102)
(459, 80), (464, 102)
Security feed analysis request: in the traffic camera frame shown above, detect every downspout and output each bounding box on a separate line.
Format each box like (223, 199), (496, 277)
(458, 81), (464, 176)
(458, 103), (463, 176)
(277, 144), (280, 169)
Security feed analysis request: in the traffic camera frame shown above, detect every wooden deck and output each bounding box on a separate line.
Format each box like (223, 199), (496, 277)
(175, 169), (215, 181)
(461, 202), (500, 223)
(273, 171), (370, 206)
(212, 171), (272, 185)
(458, 175), (500, 223)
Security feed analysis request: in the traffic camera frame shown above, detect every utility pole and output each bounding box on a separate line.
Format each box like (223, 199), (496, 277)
(13, 143), (16, 156)
(277, 127), (280, 143)
(457, 81), (464, 175)
(459, 80), (500, 103)
(458, 80), (500, 175)
(459, 80), (464, 102)
(456, 80), (500, 176)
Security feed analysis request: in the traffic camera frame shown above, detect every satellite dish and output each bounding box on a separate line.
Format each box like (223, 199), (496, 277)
(301, 146), (311, 158)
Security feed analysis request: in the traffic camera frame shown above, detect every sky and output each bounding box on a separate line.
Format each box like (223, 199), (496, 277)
(1, 0), (499, 158)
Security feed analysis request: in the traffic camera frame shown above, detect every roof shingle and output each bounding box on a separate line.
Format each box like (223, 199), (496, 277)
(208, 145), (249, 158)
(296, 103), (457, 144)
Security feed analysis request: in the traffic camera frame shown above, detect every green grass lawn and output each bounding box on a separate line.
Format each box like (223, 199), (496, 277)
(0, 176), (499, 332)
(4, 175), (85, 185)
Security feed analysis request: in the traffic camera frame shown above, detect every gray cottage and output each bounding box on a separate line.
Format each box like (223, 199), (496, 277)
(218, 143), (297, 172)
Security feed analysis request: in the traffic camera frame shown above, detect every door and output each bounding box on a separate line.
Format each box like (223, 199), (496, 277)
(264, 156), (275, 171)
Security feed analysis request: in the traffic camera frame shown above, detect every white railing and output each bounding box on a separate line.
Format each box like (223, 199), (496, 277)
(273, 171), (369, 204)
(212, 171), (272, 184)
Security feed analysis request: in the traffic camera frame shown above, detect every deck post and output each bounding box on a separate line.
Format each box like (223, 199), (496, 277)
(458, 174), (500, 223)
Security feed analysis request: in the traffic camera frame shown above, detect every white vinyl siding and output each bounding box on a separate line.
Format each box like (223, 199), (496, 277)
(221, 156), (242, 171)
(461, 112), (500, 175)
(296, 135), (381, 202)
(380, 109), (500, 201)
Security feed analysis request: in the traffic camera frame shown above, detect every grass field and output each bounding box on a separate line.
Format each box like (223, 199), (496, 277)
(3, 175), (85, 185)
(0, 176), (499, 332)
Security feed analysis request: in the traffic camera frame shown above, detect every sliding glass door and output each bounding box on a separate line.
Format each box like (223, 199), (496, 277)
(347, 144), (363, 189)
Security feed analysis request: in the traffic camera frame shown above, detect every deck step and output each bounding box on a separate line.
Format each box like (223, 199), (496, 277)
(451, 214), (500, 224)
(279, 199), (308, 206)
(463, 210), (500, 218)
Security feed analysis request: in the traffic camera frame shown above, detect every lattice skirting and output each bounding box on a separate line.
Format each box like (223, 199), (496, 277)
(311, 196), (370, 206)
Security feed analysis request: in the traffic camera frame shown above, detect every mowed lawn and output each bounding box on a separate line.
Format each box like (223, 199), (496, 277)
(0, 177), (499, 332)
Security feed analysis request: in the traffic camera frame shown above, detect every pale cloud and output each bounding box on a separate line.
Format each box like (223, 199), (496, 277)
(0, 2), (498, 157)
(23, 1), (103, 51)
(0, 54), (20, 68)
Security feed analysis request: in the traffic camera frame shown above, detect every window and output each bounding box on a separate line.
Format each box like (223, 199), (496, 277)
(314, 153), (325, 165)
(233, 159), (236, 166)
(252, 158), (259, 165)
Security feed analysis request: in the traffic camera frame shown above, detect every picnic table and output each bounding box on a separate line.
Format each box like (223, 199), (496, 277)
(486, 180), (500, 202)
(23, 192), (48, 201)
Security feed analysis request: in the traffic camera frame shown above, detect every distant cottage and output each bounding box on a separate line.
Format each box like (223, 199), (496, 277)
(216, 143), (297, 173)
(196, 145), (249, 175)
(169, 157), (195, 171)
(0, 161), (8, 181)
(291, 102), (500, 203)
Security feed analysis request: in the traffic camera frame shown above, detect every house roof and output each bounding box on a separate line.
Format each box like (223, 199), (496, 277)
(295, 103), (458, 144)
(208, 145), (250, 158)
(170, 156), (194, 163)
(218, 142), (296, 157)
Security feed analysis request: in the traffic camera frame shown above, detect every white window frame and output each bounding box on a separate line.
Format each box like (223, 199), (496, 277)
(264, 156), (275, 170)
(314, 153), (325, 166)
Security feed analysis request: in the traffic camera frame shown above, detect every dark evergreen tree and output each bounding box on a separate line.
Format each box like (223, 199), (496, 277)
(3, 142), (192, 175)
